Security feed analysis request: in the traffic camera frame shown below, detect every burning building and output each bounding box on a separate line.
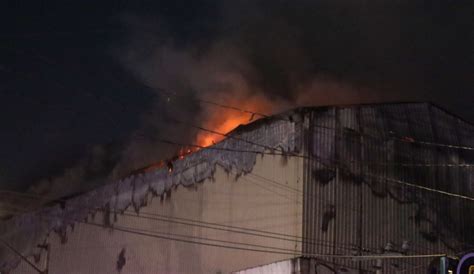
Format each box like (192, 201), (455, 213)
(1, 102), (473, 273)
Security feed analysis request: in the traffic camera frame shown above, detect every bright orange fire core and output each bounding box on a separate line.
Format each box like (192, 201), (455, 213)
(197, 115), (250, 147)
(128, 96), (276, 177)
(195, 97), (274, 147)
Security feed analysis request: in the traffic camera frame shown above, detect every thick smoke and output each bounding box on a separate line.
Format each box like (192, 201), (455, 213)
(109, 38), (289, 178)
(27, 144), (120, 200)
(25, 0), (472, 201)
(109, 1), (409, 178)
(83, 0), (474, 186)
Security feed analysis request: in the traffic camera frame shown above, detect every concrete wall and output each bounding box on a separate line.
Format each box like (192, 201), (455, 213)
(12, 153), (303, 274)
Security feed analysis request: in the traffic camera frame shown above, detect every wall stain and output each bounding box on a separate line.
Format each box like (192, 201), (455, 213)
(116, 248), (126, 272)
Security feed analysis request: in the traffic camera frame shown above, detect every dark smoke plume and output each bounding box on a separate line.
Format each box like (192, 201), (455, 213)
(25, 0), (473, 201)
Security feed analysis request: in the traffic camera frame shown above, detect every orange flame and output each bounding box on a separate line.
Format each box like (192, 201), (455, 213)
(195, 96), (276, 147)
(126, 95), (280, 177)
(177, 147), (194, 159)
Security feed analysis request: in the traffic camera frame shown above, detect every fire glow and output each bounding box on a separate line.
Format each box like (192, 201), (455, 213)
(196, 115), (249, 147)
(129, 96), (276, 176)
(195, 96), (275, 148)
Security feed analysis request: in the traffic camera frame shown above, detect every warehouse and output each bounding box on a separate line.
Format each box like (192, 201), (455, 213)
(1, 102), (473, 273)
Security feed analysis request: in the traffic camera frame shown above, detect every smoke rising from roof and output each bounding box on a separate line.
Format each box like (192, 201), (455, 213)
(108, 1), (418, 178)
(24, 0), (473, 200)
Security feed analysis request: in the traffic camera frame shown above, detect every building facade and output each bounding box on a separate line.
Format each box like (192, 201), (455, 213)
(1, 103), (473, 273)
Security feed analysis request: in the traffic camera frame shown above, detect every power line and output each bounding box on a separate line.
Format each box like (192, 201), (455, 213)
(154, 137), (474, 168)
(1, 68), (473, 254)
(310, 154), (474, 202)
(0, 207), (305, 257)
(329, 127), (474, 152)
(0, 207), (445, 261)
(148, 115), (474, 171)
(0, 187), (432, 254)
(2, 138), (474, 204)
(2, 133), (474, 203)
(153, 138), (290, 157)
(7, 69), (471, 210)
(152, 87), (274, 120)
(153, 87), (474, 153)
(113, 133), (474, 219)
(242, 176), (300, 203)
(6, 47), (474, 170)
(0, 188), (451, 254)
(0, 238), (44, 274)
(1, 208), (349, 259)
(0, 169), (369, 235)
(404, 139), (474, 152)
(126, 208), (433, 253)
(0, 190), (355, 252)
(82, 221), (445, 260)
(237, 172), (365, 214)
(1, 21), (470, 264)
(2, 148), (470, 262)
(382, 176), (474, 202)
(95, 220), (301, 254)
(149, 134), (474, 202)
(246, 172), (303, 193)
(161, 117), (282, 153)
(117, 212), (344, 251)
(6, 45), (474, 154)
(3, 156), (473, 253)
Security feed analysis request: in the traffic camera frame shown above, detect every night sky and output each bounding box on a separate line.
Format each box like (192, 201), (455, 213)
(0, 0), (472, 194)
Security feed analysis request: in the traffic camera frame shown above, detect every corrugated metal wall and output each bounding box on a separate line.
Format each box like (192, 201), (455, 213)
(302, 103), (474, 273)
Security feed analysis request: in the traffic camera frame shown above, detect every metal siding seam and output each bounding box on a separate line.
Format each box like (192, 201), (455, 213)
(311, 112), (316, 255)
(332, 107), (339, 270)
(427, 104), (442, 253)
(302, 112), (308, 254)
(357, 106), (364, 272)
(315, 111), (320, 255)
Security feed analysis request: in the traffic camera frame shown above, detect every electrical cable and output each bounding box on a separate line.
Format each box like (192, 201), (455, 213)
(0, 238), (44, 273)
(88, 220), (302, 254)
(0, 190), (353, 252)
(3, 140), (468, 262)
(0, 188), (443, 255)
(12, 45), (474, 155)
(0, 187), (431, 255)
(131, 136), (474, 203)
(5, 46), (474, 156)
(82, 221), (445, 260)
(5, 47), (474, 167)
(1, 136), (474, 204)
(152, 87), (474, 153)
(1, 55), (473, 257)
(2, 23), (472, 270)
(0, 207), (446, 261)
(151, 87), (273, 120)
(117, 212), (346, 251)
(151, 136), (474, 168)
(310, 154), (474, 202)
(1, 141), (474, 204)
